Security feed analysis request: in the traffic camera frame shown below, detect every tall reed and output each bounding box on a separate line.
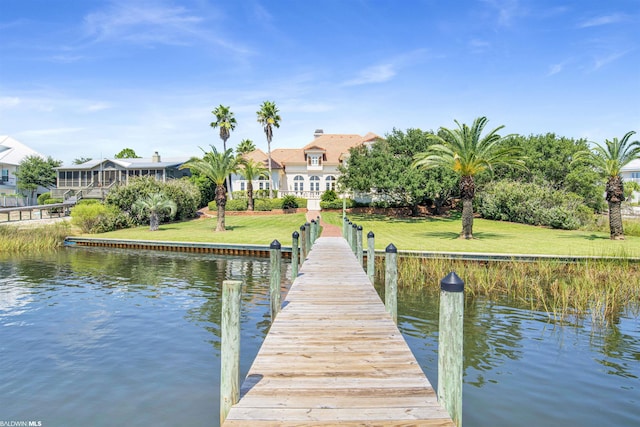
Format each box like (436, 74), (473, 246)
(0, 222), (70, 253)
(377, 256), (640, 325)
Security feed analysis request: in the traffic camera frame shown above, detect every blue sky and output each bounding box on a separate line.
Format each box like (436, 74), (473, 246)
(1, 0), (638, 165)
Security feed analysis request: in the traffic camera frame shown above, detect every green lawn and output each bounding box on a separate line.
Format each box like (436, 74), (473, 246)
(321, 211), (640, 257)
(87, 213), (309, 246)
(79, 211), (640, 257)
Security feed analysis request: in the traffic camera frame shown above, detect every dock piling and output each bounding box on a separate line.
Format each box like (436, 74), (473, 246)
(384, 243), (398, 324)
(367, 231), (375, 283)
(438, 272), (464, 427)
(269, 240), (282, 322)
(291, 231), (299, 280)
(220, 279), (242, 425)
(356, 225), (363, 266)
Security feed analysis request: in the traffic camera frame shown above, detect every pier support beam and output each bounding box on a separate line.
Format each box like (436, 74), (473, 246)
(384, 243), (398, 324)
(367, 231), (375, 283)
(291, 231), (299, 281)
(270, 240), (282, 322)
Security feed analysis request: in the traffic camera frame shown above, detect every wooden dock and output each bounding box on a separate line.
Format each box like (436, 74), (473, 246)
(223, 236), (455, 426)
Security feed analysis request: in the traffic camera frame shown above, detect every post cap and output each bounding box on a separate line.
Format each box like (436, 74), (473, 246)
(357, 225), (363, 231)
(367, 231), (375, 238)
(270, 240), (281, 250)
(441, 272), (464, 292)
(300, 225), (306, 231)
(305, 222), (310, 227)
(352, 223), (357, 228)
(311, 219), (316, 224)
(292, 231), (299, 238)
(385, 243), (397, 253)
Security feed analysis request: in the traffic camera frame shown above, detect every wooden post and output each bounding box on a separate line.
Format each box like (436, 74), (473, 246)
(384, 243), (398, 324)
(438, 272), (464, 427)
(304, 222), (311, 252)
(346, 220), (352, 244)
(343, 217), (349, 238)
(220, 279), (242, 425)
(351, 223), (357, 254)
(310, 219), (317, 244)
(291, 231), (299, 281)
(269, 240), (282, 322)
(300, 224), (307, 264)
(316, 215), (321, 240)
(356, 225), (363, 266)
(367, 231), (375, 283)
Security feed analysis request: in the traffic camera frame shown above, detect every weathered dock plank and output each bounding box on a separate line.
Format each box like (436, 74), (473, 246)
(223, 237), (454, 427)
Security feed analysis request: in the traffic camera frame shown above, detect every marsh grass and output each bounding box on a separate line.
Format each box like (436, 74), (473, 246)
(378, 256), (640, 326)
(0, 222), (71, 253)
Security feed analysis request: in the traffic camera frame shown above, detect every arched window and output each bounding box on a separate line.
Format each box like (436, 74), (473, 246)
(310, 175), (320, 191)
(258, 175), (269, 190)
(294, 175), (304, 192)
(325, 175), (336, 190)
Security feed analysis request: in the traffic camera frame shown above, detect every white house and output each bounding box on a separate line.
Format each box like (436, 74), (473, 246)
(0, 136), (49, 206)
(621, 158), (640, 205)
(231, 130), (379, 209)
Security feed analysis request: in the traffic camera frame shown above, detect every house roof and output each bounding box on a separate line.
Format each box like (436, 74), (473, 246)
(243, 133), (380, 168)
(55, 155), (191, 170)
(0, 136), (46, 166)
(622, 158), (640, 172)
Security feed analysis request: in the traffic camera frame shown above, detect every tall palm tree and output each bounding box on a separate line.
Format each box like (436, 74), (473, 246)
(236, 138), (257, 156)
(133, 193), (177, 231)
(180, 146), (240, 232)
(256, 101), (281, 199)
(211, 105), (237, 198)
(573, 131), (640, 240)
(238, 158), (269, 211)
(210, 105), (237, 151)
(413, 116), (525, 239)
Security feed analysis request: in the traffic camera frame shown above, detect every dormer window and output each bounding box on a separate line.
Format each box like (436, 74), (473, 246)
(308, 155), (322, 166)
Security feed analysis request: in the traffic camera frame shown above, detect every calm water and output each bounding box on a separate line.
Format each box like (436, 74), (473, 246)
(1, 248), (639, 427)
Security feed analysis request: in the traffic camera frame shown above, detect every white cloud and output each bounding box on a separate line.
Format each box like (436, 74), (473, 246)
(0, 97), (21, 108)
(85, 102), (112, 112)
(343, 64), (396, 86)
(481, 0), (525, 27)
(578, 14), (627, 28)
(593, 50), (631, 70)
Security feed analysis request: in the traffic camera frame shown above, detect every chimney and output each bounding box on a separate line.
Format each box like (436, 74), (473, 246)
(152, 151), (161, 163)
(314, 129), (324, 138)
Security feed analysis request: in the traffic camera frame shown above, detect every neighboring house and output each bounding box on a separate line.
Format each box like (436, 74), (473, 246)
(52, 151), (191, 201)
(621, 158), (640, 205)
(0, 135), (49, 206)
(232, 130), (379, 209)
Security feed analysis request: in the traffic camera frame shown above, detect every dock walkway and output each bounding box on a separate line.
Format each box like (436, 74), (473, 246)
(223, 236), (454, 426)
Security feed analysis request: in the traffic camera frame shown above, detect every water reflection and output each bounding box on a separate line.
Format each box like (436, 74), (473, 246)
(0, 247), (289, 427)
(392, 285), (640, 427)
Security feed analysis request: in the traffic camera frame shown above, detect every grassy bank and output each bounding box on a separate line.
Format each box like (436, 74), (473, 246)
(0, 222), (72, 253)
(86, 213), (309, 245)
(381, 256), (640, 325)
(321, 211), (640, 257)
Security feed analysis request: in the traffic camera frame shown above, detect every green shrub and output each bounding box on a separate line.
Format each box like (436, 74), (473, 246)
(37, 192), (51, 205)
(71, 203), (131, 233)
(226, 199), (248, 211)
(44, 198), (64, 213)
(477, 180), (592, 230)
(254, 199), (272, 211)
(320, 198), (354, 210)
(104, 176), (199, 226)
(281, 195), (298, 209)
(321, 190), (338, 202)
(77, 199), (101, 205)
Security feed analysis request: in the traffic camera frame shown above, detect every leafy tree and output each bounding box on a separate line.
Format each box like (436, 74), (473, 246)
(573, 131), (640, 240)
(180, 146), (241, 231)
(133, 193), (177, 231)
(238, 158), (268, 211)
(339, 128), (458, 213)
(489, 133), (604, 211)
(413, 117), (525, 239)
(115, 148), (140, 159)
(256, 101), (281, 198)
(73, 157), (92, 164)
(16, 155), (62, 200)
(236, 138), (256, 156)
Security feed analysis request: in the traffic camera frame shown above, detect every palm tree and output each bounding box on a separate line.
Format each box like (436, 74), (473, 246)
(133, 193), (177, 231)
(256, 101), (281, 198)
(573, 131), (640, 240)
(180, 146), (240, 231)
(413, 116), (525, 239)
(236, 138), (257, 156)
(211, 105), (237, 198)
(210, 105), (237, 151)
(238, 158), (269, 211)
